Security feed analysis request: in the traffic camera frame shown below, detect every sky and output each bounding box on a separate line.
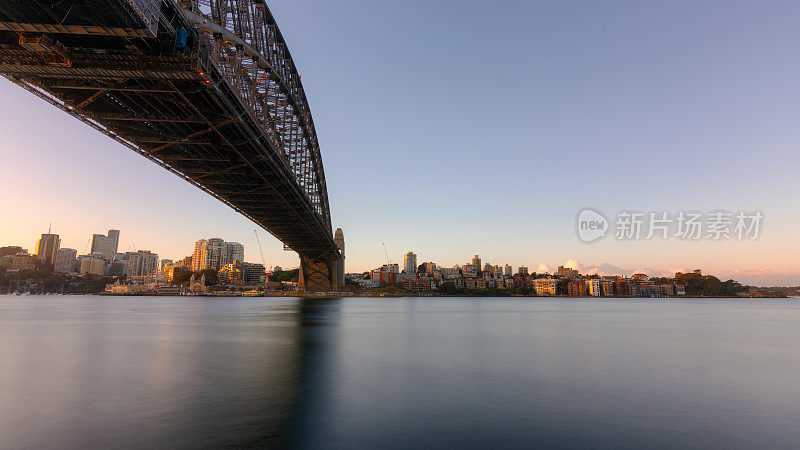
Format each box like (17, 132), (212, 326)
(1, 0), (799, 285)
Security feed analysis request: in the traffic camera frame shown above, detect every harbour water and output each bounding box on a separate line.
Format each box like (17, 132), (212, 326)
(1, 295), (799, 449)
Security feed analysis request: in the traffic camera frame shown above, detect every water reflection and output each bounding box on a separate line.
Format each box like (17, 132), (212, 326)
(2, 296), (800, 449)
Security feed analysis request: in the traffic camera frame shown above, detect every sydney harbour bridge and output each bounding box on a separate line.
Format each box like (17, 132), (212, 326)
(0, 0), (344, 291)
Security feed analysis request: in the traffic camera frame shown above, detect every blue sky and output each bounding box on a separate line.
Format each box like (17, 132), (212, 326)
(1, 0), (799, 284)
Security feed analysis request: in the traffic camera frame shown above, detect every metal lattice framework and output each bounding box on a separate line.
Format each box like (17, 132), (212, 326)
(182, 0), (330, 228)
(0, 0), (340, 276)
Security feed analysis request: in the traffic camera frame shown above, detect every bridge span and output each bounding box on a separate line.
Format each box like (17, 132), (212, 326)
(0, 0), (343, 291)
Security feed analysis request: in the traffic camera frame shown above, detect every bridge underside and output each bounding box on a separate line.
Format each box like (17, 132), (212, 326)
(0, 0), (340, 291)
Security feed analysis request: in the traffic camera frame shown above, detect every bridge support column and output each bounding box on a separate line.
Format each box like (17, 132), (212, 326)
(299, 252), (342, 293)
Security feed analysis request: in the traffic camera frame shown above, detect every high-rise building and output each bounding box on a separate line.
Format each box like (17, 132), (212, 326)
(504, 265), (513, 277)
(191, 239), (207, 271)
(160, 259), (174, 270)
(518, 266), (529, 275)
(204, 238), (224, 270)
(54, 248), (77, 273)
(90, 229), (120, 260)
(223, 242), (244, 265)
(471, 255), (482, 271)
(404, 251), (417, 274)
(127, 250), (159, 277)
(35, 233), (60, 265)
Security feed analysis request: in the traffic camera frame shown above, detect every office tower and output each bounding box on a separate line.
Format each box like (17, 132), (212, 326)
(35, 233), (60, 265)
(90, 229), (120, 261)
(404, 251), (417, 274)
(223, 241), (244, 265)
(54, 248), (77, 273)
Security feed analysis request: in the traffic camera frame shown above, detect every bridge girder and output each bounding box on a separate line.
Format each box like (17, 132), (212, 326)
(0, 0), (341, 291)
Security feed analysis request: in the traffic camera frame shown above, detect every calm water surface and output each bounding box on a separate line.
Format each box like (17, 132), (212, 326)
(1, 296), (799, 449)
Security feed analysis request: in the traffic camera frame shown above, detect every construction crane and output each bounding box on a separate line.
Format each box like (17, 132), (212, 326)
(253, 230), (269, 271)
(382, 242), (391, 267)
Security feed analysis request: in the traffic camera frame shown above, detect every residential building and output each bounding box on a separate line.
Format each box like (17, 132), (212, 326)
(404, 251), (417, 274)
(557, 265), (580, 278)
(462, 264), (478, 278)
(204, 238), (225, 270)
(35, 233), (60, 265)
(402, 278), (434, 292)
(54, 248), (77, 273)
(127, 250), (158, 277)
(586, 279), (602, 297)
(191, 239), (206, 271)
(534, 278), (557, 296)
(242, 263), (266, 285)
(471, 255), (482, 270)
(219, 261), (245, 286)
(518, 266), (529, 276)
(440, 267), (459, 279)
(504, 265), (513, 277)
(160, 259), (174, 271)
(568, 280), (588, 296)
(223, 242), (244, 265)
(600, 279), (615, 296)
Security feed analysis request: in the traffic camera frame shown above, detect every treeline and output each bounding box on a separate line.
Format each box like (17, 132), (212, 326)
(650, 271), (748, 297)
(0, 268), (116, 294)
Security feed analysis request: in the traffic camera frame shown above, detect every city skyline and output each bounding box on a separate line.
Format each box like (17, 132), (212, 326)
(2, 1), (800, 285)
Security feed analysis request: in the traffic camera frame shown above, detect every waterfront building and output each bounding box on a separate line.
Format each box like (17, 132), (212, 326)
(600, 279), (615, 296)
(504, 265), (513, 277)
(90, 229), (120, 260)
(242, 263), (266, 285)
(534, 278), (557, 296)
(568, 280), (588, 296)
(586, 279), (602, 297)
(35, 233), (60, 265)
(404, 251), (417, 274)
(614, 280), (635, 296)
(54, 248), (77, 273)
(518, 266), (529, 276)
(189, 273), (207, 293)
